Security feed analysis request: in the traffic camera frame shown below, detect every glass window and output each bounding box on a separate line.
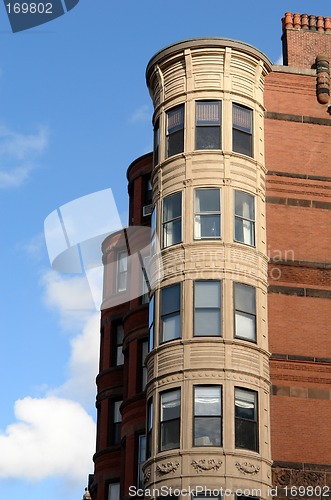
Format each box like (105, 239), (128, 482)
(110, 399), (122, 446)
(234, 283), (256, 341)
(235, 388), (258, 452)
(148, 295), (154, 351)
(194, 386), (222, 446)
(108, 483), (120, 500)
(161, 284), (180, 342)
(166, 105), (184, 158)
(117, 250), (128, 292)
(234, 190), (255, 246)
(194, 188), (221, 239)
(141, 256), (150, 304)
(140, 340), (148, 391)
(233, 103), (253, 157)
(160, 389), (180, 451)
(195, 101), (221, 149)
(153, 119), (160, 166)
(113, 324), (124, 366)
(194, 281), (221, 336)
(151, 206), (156, 256)
(146, 398), (153, 459)
(163, 192), (182, 247)
(137, 434), (146, 488)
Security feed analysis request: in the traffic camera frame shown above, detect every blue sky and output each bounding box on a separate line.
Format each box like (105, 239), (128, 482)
(0, 1), (329, 499)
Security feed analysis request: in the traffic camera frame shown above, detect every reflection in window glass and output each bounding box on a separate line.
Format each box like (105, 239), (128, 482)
(235, 388), (258, 452)
(194, 281), (221, 336)
(235, 283), (256, 341)
(161, 284), (180, 342)
(160, 389), (180, 451)
(163, 192), (182, 247)
(194, 189), (221, 239)
(194, 386), (222, 446)
(234, 190), (255, 246)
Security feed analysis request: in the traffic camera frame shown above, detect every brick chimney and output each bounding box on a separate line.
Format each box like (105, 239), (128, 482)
(282, 12), (331, 68)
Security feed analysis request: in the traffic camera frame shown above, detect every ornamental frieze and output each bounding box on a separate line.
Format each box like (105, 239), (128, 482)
(235, 462), (260, 475)
(191, 459), (222, 473)
(156, 461), (180, 475)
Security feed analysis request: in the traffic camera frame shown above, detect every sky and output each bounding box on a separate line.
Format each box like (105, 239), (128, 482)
(0, 1), (330, 499)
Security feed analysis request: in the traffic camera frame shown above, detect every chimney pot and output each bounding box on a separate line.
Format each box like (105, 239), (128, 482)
(325, 17), (331, 32)
(284, 12), (293, 29)
(301, 14), (309, 30)
(293, 13), (301, 29)
(309, 15), (317, 31)
(317, 16), (325, 32)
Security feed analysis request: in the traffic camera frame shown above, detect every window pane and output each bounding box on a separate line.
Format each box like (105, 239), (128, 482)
(195, 387), (221, 415)
(195, 281), (220, 308)
(233, 104), (252, 133)
(108, 483), (120, 500)
(162, 314), (180, 341)
(114, 401), (122, 423)
(235, 312), (255, 340)
(235, 283), (256, 313)
(116, 324), (124, 343)
(233, 129), (252, 157)
(195, 215), (221, 238)
(149, 296), (154, 329)
(161, 390), (180, 420)
(196, 101), (221, 125)
(194, 417), (222, 446)
(235, 418), (257, 451)
(164, 219), (182, 246)
(163, 193), (182, 221)
(195, 309), (220, 336)
(235, 389), (256, 420)
(116, 346), (124, 365)
(235, 191), (254, 219)
(195, 189), (220, 212)
(167, 106), (184, 133)
(160, 419), (180, 450)
(235, 218), (255, 246)
(196, 127), (220, 150)
(162, 285), (180, 315)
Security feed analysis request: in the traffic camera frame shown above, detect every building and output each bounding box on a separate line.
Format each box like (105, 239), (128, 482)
(91, 12), (331, 500)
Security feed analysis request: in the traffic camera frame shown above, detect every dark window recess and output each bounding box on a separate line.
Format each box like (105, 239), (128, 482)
(113, 324), (124, 366)
(166, 105), (184, 158)
(196, 101), (221, 150)
(146, 398), (153, 458)
(233, 104), (253, 157)
(153, 119), (160, 166)
(160, 389), (180, 451)
(194, 386), (222, 446)
(161, 284), (181, 342)
(109, 400), (122, 446)
(234, 283), (256, 341)
(163, 192), (182, 247)
(235, 388), (258, 452)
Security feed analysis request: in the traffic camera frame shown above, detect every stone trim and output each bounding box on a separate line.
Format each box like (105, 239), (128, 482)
(268, 285), (331, 299)
(266, 196), (331, 210)
(267, 170), (331, 183)
(271, 353), (331, 364)
(271, 385), (331, 400)
(265, 111), (331, 127)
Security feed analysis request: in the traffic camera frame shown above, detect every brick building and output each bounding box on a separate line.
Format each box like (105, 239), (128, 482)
(91, 12), (331, 500)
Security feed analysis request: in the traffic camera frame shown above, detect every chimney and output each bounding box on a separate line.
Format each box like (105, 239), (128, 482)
(282, 12), (331, 68)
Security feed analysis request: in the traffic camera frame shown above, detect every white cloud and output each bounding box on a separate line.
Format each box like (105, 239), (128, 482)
(0, 124), (49, 188)
(0, 271), (100, 484)
(0, 396), (95, 482)
(129, 104), (151, 123)
(274, 54), (283, 65)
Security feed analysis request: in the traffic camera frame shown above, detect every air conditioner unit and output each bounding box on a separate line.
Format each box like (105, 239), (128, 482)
(143, 204), (153, 217)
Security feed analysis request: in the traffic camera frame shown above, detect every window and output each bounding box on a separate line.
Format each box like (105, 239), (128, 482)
(163, 192), (182, 247)
(160, 389), (180, 451)
(117, 250), (128, 292)
(153, 119), (160, 166)
(148, 295), (154, 351)
(235, 388), (258, 452)
(194, 281), (221, 336)
(161, 284), (180, 342)
(140, 340), (148, 391)
(108, 483), (120, 500)
(232, 103), (253, 157)
(113, 323), (124, 366)
(150, 206), (156, 256)
(137, 434), (146, 488)
(144, 177), (153, 206)
(109, 399), (122, 446)
(234, 283), (256, 341)
(194, 386), (222, 446)
(146, 398), (153, 458)
(141, 256), (150, 304)
(234, 190), (255, 246)
(166, 104), (184, 158)
(194, 188), (221, 239)
(195, 100), (221, 149)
